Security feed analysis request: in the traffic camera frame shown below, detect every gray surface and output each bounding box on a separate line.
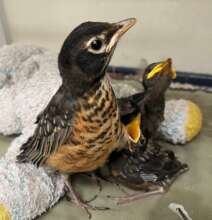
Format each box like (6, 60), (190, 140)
(0, 89), (212, 220)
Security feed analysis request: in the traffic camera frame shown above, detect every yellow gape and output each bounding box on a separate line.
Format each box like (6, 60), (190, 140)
(0, 203), (11, 220)
(147, 63), (164, 80)
(126, 113), (141, 143)
(147, 58), (176, 80)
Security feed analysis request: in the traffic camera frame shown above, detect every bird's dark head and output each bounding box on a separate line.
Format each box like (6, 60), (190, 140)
(58, 18), (136, 96)
(143, 58), (176, 90)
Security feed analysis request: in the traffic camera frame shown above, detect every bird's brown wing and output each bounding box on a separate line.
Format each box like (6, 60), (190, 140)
(17, 97), (74, 167)
(17, 109), (72, 166)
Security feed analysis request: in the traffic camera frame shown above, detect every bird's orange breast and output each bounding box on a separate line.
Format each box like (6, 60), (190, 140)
(47, 77), (126, 173)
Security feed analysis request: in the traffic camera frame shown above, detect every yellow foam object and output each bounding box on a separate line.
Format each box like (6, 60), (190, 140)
(0, 204), (11, 220)
(126, 113), (141, 143)
(185, 101), (202, 142)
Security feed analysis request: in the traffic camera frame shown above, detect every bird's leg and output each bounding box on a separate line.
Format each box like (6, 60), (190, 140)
(64, 175), (93, 218)
(109, 185), (165, 205)
(105, 178), (130, 196)
(63, 175), (109, 219)
(113, 182), (130, 195)
(109, 165), (188, 205)
(79, 173), (103, 203)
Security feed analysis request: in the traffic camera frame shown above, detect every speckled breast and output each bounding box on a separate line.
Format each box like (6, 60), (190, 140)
(72, 77), (124, 145)
(65, 77), (126, 172)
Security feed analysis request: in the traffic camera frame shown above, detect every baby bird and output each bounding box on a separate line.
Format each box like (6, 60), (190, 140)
(118, 58), (176, 148)
(17, 18), (137, 217)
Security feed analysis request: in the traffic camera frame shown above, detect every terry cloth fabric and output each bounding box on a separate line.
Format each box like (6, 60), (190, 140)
(0, 44), (65, 219)
(0, 129), (65, 220)
(0, 44), (61, 135)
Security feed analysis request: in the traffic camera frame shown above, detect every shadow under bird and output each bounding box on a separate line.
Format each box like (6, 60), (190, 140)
(17, 18), (139, 218)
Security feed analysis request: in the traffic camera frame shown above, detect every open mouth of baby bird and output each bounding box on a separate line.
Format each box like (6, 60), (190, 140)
(126, 113), (141, 144)
(147, 58), (176, 80)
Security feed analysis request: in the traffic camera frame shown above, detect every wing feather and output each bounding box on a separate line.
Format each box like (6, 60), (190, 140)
(17, 91), (74, 166)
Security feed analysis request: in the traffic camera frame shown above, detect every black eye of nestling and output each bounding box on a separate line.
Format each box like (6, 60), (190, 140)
(90, 39), (102, 50)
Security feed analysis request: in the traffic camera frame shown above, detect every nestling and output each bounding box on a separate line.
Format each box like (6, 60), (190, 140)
(118, 58), (176, 148)
(17, 18), (138, 218)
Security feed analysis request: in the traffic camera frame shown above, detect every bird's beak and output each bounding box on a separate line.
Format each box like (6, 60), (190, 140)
(147, 58), (177, 80)
(126, 113), (141, 144)
(106, 18), (137, 53)
(164, 58), (177, 79)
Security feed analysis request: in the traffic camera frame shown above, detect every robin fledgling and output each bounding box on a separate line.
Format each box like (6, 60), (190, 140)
(118, 58), (176, 148)
(17, 18), (138, 217)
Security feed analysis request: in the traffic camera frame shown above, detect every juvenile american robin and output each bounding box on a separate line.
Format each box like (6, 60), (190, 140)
(17, 18), (139, 217)
(118, 58), (176, 149)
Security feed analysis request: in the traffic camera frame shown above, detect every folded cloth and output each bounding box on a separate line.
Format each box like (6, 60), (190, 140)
(0, 125), (65, 220)
(0, 44), (61, 135)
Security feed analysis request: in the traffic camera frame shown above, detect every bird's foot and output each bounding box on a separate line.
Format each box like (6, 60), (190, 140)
(78, 173), (103, 203)
(64, 178), (109, 219)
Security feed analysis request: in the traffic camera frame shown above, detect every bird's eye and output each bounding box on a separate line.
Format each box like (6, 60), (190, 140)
(90, 39), (103, 51)
(87, 37), (106, 54)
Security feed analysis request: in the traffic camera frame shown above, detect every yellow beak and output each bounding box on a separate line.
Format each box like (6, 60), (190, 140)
(126, 113), (141, 143)
(106, 18), (137, 52)
(147, 58), (176, 80)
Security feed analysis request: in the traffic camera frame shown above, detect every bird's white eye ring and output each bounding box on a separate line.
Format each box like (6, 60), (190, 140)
(87, 36), (106, 54)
